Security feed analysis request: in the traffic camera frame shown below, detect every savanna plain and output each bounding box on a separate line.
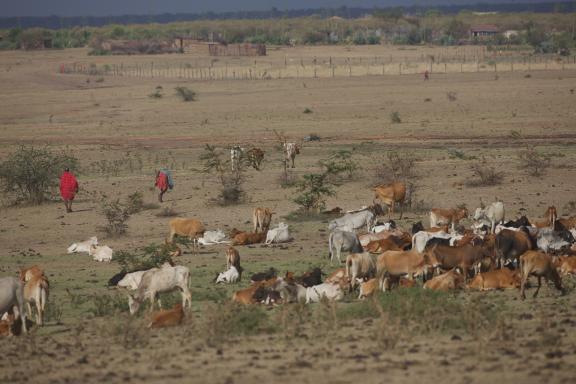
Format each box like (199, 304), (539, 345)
(1, 45), (576, 384)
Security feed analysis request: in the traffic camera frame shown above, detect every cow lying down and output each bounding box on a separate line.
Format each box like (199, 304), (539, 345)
(67, 236), (98, 254)
(215, 266), (240, 284)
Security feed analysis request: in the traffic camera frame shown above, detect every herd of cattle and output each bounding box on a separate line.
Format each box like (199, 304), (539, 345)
(2, 179), (576, 334)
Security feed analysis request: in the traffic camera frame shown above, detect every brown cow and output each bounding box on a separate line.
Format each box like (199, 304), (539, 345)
(373, 181), (406, 219)
(19, 266), (44, 282)
(364, 238), (402, 254)
(423, 269), (464, 292)
(0, 314), (14, 337)
(429, 207), (468, 232)
(376, 250), (439, 291)
(358, 229), (407, 248)
(232, 278), (278, 304)
(557, 256), (576, 276)
(246, 147), (265, 170)
(148, 303), (184, 328)
(232, 231), (266, 246)
(225, 247), (242, 280)
(358, 278), (379, 299)
(467, 268), (520, 291)
(324, 268), (347, 284)
(519, 250), (564, 299)
(425, 241), (494, 281)
(168, 218), (205, 255)
(253, 207), (274, 233)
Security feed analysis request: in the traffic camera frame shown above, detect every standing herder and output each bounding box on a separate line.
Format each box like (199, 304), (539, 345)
(59, 167), (79, 213)
(155, 168), (174, 203)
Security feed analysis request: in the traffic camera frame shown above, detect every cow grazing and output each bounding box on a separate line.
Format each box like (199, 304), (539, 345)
(148, 303), (184, 328)
(232, 231), (266, 246)
(216, 266), (240, 284)
(373, 181), (406, 219)
(251, 268), (277, 283)
(89, 245), (113, 262)
(532, 206), (558, 229)
(67, 236), (98, 254)
(346, 253), (377, 290)
(473, 201), (505, 233)
(283, 142), (300, 168)
(519, 250), (564, 299)
(116, 270), (148, 290)
(467, 268), (520, 291)
(128, 263), (191, 314)
(265, 222), (292, 244)
(430, 207), (468, 232)
(328, 230), (363, 264)
(168, 218), (205, 255)
(328, 208), (376, 233)
(198, 229), (229, 245)
(0, 277), (27, 334)
(423, 269), (464, 292)
(23, 273), (49, 326)
(305, 283), (344, 303)
(246, 147), (265, 170)
(253, 207), (274, 233)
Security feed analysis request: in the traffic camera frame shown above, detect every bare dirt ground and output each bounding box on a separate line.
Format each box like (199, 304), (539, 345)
(1, 45), (576, 384)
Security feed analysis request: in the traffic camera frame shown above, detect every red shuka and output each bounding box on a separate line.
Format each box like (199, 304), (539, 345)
(60, 171), (78, 200)
(155, 172), (168, 191)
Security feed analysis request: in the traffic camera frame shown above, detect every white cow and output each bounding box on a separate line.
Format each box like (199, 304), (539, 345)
(117, 271), (147, 290)
(89, 245), (113, 262)
(412, 231), (453, 253)
(215, 266), (240, 284)
(0, 277), (27, 334)
(537, 228), (570, 252)
(67, 236), (98, 254)
(265, 222), (292, 244)
(128, 263), (191, 314)
(230, 145), (244, 171)
(305, 283), (344, 304)
(198, 230), (229, 245)
(473, 202), (505, 234)
(329, 210), (375, 233)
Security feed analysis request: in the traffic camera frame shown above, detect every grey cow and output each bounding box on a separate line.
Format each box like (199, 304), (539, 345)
(328, 230), (364, 264)
(0, 277), (28, 333)
(328, 210), (376, 233)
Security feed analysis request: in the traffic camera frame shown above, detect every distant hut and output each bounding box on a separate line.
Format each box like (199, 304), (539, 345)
(208, 43), (266, 57)
(469, 24), (499, 40)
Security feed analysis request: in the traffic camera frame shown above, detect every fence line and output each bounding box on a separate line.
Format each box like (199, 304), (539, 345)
(59, 55), (576, 81)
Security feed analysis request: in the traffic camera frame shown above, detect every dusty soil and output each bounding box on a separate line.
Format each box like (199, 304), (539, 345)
(0, 45), (576, 384)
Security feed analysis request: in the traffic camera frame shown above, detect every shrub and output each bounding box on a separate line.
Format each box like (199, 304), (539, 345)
(156, 204), (179, 217)
(390, 111), (401, 123)
(448, 149), (476, 160)
(126, 191), (144, 214)
(467, 159), (504, 186)
(374, 151), (417, 184)
(320, 150), (358, 182)
(293, 173), (336, 212)
(303, 107), (313, 114)
(99, 198), (131, 236)
(0, 146), (78, 204)
(175, 86), (196, 102)
(517, 148), (550, 177)
(114, 242), (176, 271)
(149, 86), (163, 99)
(446, 91), (457, 102)
(200, 144), (247, 205)
(89, 294), (128, 317)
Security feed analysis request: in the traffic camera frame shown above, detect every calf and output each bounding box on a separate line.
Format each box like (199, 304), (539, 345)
(358, 278), (379, 299)
(346, 253), (377, 290)
(215, 266), (240, 284)
(89, 245), (113, 262)
(467, 268), (520, 291)
(148, 303), (184, 328)
(0, 314), (14, 336)
(305, 283), (344, 303)
(0, 277), (27, 334)
(23, 274), (49, 326)
(423, 269), (464, 292)
(430, 207), (468, 232)
(519, 250), (564, 299)
(67, 236), (98, 254)
(232, 231), (266, 246)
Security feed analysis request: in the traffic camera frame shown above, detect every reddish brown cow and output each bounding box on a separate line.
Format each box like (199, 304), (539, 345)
(148, 303), (184, 328)
(232, 231), (267, 246)
(519, 250), (564, 300)
(425, 241), (494, 280)
(467, 268), (520, 291)
(373, 181), (406, 219)
(429, 207), (468, 232)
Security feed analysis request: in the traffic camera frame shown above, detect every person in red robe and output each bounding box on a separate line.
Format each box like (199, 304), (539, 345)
(155, 170), (169, 202)
(60, 168), (79, 213)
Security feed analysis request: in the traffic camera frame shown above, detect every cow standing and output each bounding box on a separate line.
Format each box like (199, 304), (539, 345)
(283, 142), (300, 168)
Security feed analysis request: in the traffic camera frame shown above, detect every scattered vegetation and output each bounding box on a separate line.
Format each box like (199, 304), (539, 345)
(114, 242), (178, 271)
(89, 294), (128, 317)
(390, 111), (401, 124)
(156, 204), (179, 217)
(320, 150), (358, 182)
(99, 197), (132, 237)
(448, 148), (476, 160)
(303, 107), (313, 114)
(446, 91), (457, 102)
(467, 158), (504, 186)
(293, 173), (336, 212)
(200, 144), (247, 205)
(517, 148), (550, 176)
(148, 86), (163, 99)
(175, 86), (196, 102)
(0, 146), (78, 204)
(374, 151), (417, 184)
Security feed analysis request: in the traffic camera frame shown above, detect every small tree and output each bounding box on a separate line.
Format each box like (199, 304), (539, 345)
(320, 150), (358, 182)
(0, 146), (78, 204)
(293, 173), (335, 212)
(517, 148), (550, 177)
(200, 144), (247, 205)
(100, 198), (131, 237)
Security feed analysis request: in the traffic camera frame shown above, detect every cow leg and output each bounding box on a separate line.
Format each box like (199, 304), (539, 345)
(533, 276), (542, 298)
(399, 202), (403, 220)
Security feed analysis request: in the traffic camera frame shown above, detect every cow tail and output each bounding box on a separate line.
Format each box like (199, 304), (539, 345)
(345, 257), (351, 278)
(328, 232), (333, 260)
